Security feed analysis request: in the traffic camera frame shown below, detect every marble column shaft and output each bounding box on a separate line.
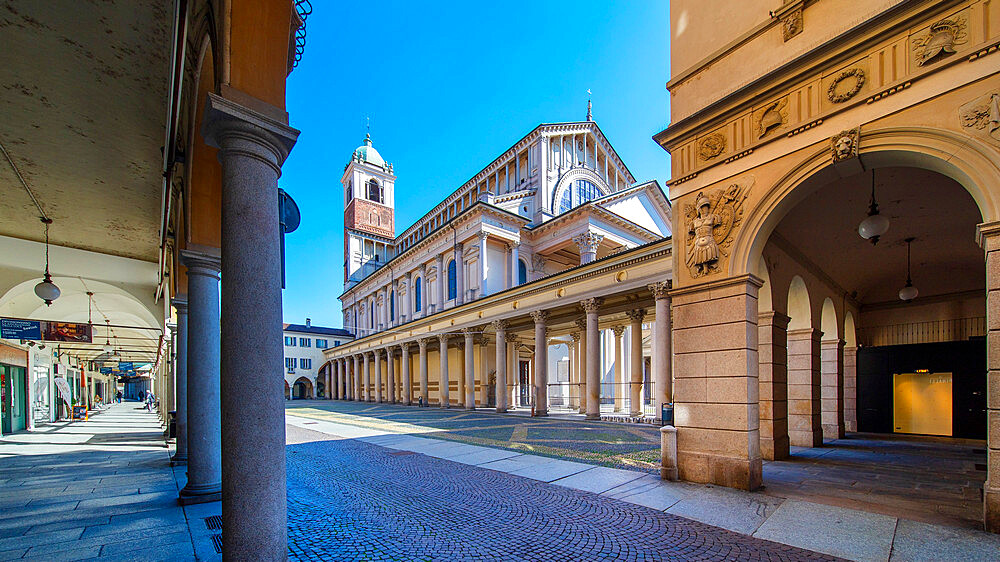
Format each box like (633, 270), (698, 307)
(464, 330), (476, 409)
(439, 335), (450, 407)
(532, 311), (548, 416)
(493, 321), (508, 413)
(627, 310), (645, 417)
(419, 340), (429, 404)
(171, 300), (189, 464)
(401, 345), (412, 405)
(582, 299), (602, 420)
(375, 350), (383, 403)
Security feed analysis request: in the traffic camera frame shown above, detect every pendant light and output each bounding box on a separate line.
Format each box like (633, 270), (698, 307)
(858, 169), (890, 245)
(102, 319), (113, 354)
(899, 237), (919, 302)
(34, 218), (60, 305)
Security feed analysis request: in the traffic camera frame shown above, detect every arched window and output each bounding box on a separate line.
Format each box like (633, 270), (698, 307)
(414, 278), (422, 312)
(447, 259), (457, 300)
(390, 290), (395, 322)
(518, 259), (528, 285)
(367, 178), (383, 203)
(559, 188), (572, 214)
(575, 179), (601, 205)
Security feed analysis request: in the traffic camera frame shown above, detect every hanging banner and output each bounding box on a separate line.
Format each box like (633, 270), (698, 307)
(0, 318), (92, 343)
(118, 361), (133, 371)
(100, 367), (113, 374)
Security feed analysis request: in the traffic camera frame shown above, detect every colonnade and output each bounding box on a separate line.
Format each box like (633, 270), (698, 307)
(326, 283), (673, 420)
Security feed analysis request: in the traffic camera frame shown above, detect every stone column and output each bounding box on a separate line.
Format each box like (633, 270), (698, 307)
(363, 352), (371, 402)
(510, 242), (520, 287)
(178, 251), (222, 504)
(569, 333), (580, 410)
(354, 353), (365, 402)
(436, 254), (445, 313)
(419, 339), (429, 405)
(575, 319), (588, 415)
(612, 326), (625, 412)
(507, 334), (519, 408)
(843, 346), (858, 432)
(438, 334), (450, 408)
(171, 299), (189, 465)
(758, 311), (790, 460)
(573, 232), (604, 265)
(463, 328), (476, 409)
(479, 232), (489, 297)
(202, 94), (299, 560)
(531, 311), (548, 416)
(979, 222), (1000, 532)
(671, 275), (762, 491)
(456, 339), (466, 407)
(400, 344), (412, 405)
(649, 282), (673, 421)
(478, 335), (490, 406)
(375, 349), (384, 403)
(581, 298), (602, 420)
(455, 243), (465, 306)
(420, 264), (429, 317)
(820, 338), (845, 440)
(387, 348), (396, 403)
(492, 320), (509, 413)
(787, 328), (823, 447)
(627, 309), (646, 417)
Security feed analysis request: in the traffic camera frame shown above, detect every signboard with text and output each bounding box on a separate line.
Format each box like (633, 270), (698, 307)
(0, 318), (92, 343)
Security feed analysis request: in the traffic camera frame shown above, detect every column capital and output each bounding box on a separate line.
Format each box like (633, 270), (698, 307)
(180, 250), (221, 278)
(574, 319), (587, 332)
(625, 308), (646, 323)
(172, 298), (189, 315)
(529, 310), (549, 325)
(438, 333), (451, 345)
(478, 231), (490, 242)
(201, 93), (299, 174)
(648, 280), (673, 299)
(461, 327), (478, 336)
(758, 310), (791, 328)
(477, 335), (490, 347)
(572, 231), (603, 253)
(418, 338), (430, 350)
(612, 325), (625, 338)
(490, 319), (509, 333)
(570, 332), (581, 342)
(579, 297), (603, 314)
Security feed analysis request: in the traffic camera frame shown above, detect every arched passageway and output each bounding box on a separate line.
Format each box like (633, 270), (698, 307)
(292, 377), (314, 400)
(748, 154), (988, 529)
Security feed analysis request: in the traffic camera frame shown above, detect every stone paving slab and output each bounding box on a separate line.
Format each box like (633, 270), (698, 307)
(889, 518), (1000, 561)
(666, 485), (784, 535)
(753, 499), (897, 561)
(550, 465), (647, 494)
(602, 474), (690, 511)
(444, 447), (524, 466)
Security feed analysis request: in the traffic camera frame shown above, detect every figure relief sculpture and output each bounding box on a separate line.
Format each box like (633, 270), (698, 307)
(914, 17), (967, 66)
(959, 91), (1000, 143)
(831, 127), (860, 162)
(684, 181), (751, 278)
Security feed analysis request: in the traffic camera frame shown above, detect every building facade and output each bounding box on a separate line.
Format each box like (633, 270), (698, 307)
(656, 0), (1000, 532)
(325, 116), (674, 419)
(283, 319), (352, 399)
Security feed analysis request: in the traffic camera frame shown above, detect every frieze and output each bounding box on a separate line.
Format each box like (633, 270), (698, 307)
(913, 16), (967, 67)
(697, 132), (727, 161)
(826, 68), (866, 104)
(831, 127), (860, 163)
(756, 98), (787, 139)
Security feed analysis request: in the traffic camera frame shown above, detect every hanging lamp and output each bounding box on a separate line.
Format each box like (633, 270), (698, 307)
(899, 237), (919, 302)
(858, 169), (890, 245)
(102, 319), (113, 354)
(34, 218), (60, 305)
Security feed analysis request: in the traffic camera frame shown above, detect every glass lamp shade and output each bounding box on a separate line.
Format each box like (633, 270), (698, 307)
(102, 343), (113, 354)
(34, 277), (61, 305)
(858, 213), (890, 240)
(898, 284), (919, 302)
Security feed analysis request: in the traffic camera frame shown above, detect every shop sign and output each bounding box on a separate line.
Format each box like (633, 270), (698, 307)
(0, 318), (92, 343)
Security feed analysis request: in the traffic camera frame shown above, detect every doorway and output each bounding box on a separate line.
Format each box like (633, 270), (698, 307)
(1, 364), (27, 434)
(518, 360), (531, 407)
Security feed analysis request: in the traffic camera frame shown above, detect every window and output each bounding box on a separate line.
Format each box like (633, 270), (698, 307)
(300, 359), (312, 370)
(370, 302), (375, 329)
(367, 179), (383, 203)
(414, 277), (422, 312)
(285, 358), (297, 370)
(346, 181), (353, 204)
(518, 259), (527, 285)
(576, 179), (601, 204)
(299, 338), (311, 347)
(447, 259), (457, 300)
(284, 336), (296, 347)
(315, 338), (328, 348)
(559, 188), (572, 214)
(390, 290), (395, 322)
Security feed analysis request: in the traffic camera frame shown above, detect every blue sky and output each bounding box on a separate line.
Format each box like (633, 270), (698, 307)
(280, 1), (671, 328)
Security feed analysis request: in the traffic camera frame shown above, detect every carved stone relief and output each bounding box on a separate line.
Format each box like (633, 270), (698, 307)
(756, 98), (787, 139)
(959, 91), (1000, 144)
(781, 7), (803, 42)
(827, 68), (866, 103)
(683, 178), (753, 278)
(697, 132), (727, 161)
(831, 127), (860, 162)
(913, 17), (967, 67)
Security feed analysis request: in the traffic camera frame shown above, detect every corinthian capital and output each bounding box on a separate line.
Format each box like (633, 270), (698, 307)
(648, 281), (673, 299)
(490, 319), (509, 333)
(529, 310), (549, 325)
(579, 297), (603, 314)
(572, 231), (604, 253)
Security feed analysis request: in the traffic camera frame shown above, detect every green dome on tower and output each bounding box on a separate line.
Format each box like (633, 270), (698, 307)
(353, 133), (385, 168)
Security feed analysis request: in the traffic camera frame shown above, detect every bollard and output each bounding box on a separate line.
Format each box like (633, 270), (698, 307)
(660, 424), (678, 481)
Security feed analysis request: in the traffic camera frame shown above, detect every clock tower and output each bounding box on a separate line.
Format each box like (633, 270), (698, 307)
(341, 133), (397, 287)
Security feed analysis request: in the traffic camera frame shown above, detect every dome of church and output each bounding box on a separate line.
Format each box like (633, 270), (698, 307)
(353, 133), (385, 168)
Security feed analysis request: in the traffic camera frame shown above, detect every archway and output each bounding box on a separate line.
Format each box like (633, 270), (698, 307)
(292, 377), (313, 400)
(738, 138), (992, 528)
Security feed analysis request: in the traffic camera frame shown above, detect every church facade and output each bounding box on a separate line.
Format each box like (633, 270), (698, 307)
(324, 117), (674, 419)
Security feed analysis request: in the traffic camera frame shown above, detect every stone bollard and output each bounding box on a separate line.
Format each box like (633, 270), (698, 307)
(660, 425), (678, 481)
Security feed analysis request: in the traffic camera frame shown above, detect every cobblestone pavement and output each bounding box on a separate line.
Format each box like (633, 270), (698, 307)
(285, 424), (836, 562)
(286, 401), (663, 474)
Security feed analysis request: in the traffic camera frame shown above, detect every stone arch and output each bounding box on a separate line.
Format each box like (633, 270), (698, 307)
(786, 276), (810, 331)
(732, 127), (1000, 277)
(820, 298), (838, 341)
(292, 376), (313, 400)
(551, 167), (611, 213)
(844, 311), (857, 348)
(757, 256), (772, 313)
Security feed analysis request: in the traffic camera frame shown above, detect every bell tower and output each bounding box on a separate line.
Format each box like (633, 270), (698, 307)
(341, 133), (396, 287)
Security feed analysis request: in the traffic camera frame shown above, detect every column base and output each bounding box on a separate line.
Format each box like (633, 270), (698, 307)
(985, 487), (1000, 534)
(760, 435), (790, 461)
(533, 410), (547, 417)
(585, 413), (600, 420)
(169, 453), (188, 466)
(496, 407), (507, 413)
(678, 453), (763, 491)
(178, 484), (222, 505)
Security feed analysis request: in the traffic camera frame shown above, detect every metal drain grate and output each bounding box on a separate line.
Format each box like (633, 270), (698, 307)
(204, 515), (222, 530)
(211, 534), (222, 553)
